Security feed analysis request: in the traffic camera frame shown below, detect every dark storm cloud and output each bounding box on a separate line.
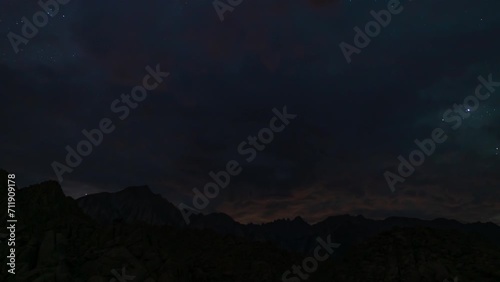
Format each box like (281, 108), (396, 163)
(1, 0), (500, 224)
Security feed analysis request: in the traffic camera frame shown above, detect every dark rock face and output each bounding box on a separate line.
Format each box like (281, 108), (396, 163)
(318, 227), (500, 282)
(1, 173), (499, 281)
(1, 180), (301, 281)
(188, 213), (500, 256)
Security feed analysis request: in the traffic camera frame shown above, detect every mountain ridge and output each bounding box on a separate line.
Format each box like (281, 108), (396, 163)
(74, 184), (500, 254)
(2, 174), (500, 281)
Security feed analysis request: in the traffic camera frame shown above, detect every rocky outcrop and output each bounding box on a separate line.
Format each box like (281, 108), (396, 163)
(1, 173), (499, 281)
(76, 186), (185, 227)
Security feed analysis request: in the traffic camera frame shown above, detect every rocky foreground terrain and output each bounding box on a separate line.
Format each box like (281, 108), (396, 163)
(1, 169), (500, 281)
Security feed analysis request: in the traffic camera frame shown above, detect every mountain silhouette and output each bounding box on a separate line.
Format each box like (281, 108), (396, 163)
(76, 185), (185, 226)
(2, 172), (500, 281)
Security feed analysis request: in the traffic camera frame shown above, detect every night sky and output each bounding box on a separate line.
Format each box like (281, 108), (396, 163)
(1, 0), (500, 225)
